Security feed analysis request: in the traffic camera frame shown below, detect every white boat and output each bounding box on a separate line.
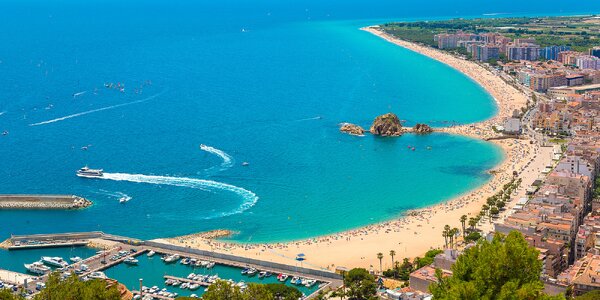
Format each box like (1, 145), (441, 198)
(164, 254), (180, 263)
(258, 271), (266, 279)
(24, 262), (50, 275)
(70, 256), (82, 263)
(41, 256), (68, 268)
(278, 274), (288, 282)
(305, 279), (317, 287)
(119, 196), (129, 203)
(124, 257), (138, 265)
(189, 283), (200, 290)
(147, 250), (156, 257)
(206, 261), (215, 269)
(88, 271), (106, 279)
(76, 166), (103, 178)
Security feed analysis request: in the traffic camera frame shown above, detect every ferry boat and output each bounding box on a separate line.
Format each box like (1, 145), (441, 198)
(76, 166), (103, 178)
(41, 256), (68, 268)
(24, 262), (50, 275)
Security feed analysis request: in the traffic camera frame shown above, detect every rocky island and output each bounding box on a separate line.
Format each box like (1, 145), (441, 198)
(369, 112), (404, 136)
(413, 123), (433, 134)
(339, 123), (366, 136)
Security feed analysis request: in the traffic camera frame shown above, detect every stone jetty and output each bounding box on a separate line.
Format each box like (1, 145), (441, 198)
(0, 194), (92, 210)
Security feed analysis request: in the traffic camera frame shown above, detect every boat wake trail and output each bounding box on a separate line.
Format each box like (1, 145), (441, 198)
(95, 189), (132, 201)
(29, 91), (165, 126)
(294, 116), (322, 122)
(100, 172), (258, 219)
(200, 144), (234, 170)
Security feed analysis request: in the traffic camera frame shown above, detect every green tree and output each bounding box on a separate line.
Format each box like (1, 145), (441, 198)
(0, 289), (24, 300)
(464, 232), (482, 243)
(376, 253), (384, 274)
(344, 268), (377, 300)
(242, 283), (274, 300)
(202, 280), (243, 300)
(430, 231), (564, 300)
(468, 217), (477, 231)
(576, 290), (600, 299)
(33, 272), (120, 300)
(460, 215), (467, 237)
(389, 250), (396, 267)
(264, 283), (302, 300)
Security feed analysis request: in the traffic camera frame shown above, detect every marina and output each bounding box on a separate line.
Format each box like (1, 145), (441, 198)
(0, 232), (338, 298)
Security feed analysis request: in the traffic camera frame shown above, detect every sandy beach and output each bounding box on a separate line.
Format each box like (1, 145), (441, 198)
(154, 26), (551, 272)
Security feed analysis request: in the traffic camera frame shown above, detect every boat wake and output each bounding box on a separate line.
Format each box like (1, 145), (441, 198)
(200, 144), (234, 170)
(100, 172), (258, 219)
(29, 91), (165, 126)
(0, 111), (5, 116)
(294, 116), (322, 122)
(95, 190), (132, 201)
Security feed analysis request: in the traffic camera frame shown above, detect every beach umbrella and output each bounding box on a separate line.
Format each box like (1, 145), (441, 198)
(297, 253), (305, 257)
(295, 257), (306, 261)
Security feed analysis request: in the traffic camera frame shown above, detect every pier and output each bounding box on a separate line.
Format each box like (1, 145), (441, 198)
(0, 231), (340, 299)
(0, 194), (91, 210)
(163, 275), (211, 287)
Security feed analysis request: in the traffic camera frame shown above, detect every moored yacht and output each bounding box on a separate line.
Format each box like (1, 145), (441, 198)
(76, 166), (103, 178)
(124, 257), (138, 265)
(24, 262), (50, 275)
(41, 256), (68, 268)
(147, 250), (156, 257)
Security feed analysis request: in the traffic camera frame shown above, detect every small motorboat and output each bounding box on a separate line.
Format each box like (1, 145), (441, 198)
(147, 250), (156, 257)
(124, 257), (138, 265)
(241, 162), (249, 166)
(70, 256), (82, 263)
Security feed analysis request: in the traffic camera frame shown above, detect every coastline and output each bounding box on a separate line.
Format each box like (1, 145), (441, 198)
(155, 25), (549, 271)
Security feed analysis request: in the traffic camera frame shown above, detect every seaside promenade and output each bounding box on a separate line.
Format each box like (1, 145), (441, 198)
(155, 25), (553, 271)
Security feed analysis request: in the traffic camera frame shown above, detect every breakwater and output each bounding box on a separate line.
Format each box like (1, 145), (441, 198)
(0, 195), (91, 210)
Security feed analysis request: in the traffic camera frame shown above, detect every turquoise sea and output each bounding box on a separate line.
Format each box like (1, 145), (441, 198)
(0, 1), (598, 243)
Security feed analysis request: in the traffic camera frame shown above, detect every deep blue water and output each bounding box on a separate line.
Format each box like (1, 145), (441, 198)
(1, 1), (598, 243)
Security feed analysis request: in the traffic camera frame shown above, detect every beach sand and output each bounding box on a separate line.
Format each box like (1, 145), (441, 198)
(154, 26), (551, 272)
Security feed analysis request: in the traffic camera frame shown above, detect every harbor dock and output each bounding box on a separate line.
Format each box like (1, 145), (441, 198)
(0, 231), (340, 299)
(0, 194), (91, 210)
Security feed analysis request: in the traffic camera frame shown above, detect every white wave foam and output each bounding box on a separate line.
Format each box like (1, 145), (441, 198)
(73, 91), (87, 97)
(295, 116), (322, 122)
(29, 92), (164, 126)
(200, 144), (234, 170)
(100, 172), (258, 219)
(0, 111), (5, 116)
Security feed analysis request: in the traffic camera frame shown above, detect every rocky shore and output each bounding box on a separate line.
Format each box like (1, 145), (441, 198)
(0, 195), (92, 210)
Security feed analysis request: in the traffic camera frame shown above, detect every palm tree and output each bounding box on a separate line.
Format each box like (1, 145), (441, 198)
(451, 228), (459, 248)
(468, 217), (477, 231)
(376, 253), (384, 274)
(460, 215), (467, 237)
(389, 250), (396, 267)
(443, 225), (451, 248)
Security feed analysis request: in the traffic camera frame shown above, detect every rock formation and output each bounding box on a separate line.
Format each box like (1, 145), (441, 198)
(340, 123), (365, 136)
(370, 113), (403, 136)
(413, 123), (433, 134)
